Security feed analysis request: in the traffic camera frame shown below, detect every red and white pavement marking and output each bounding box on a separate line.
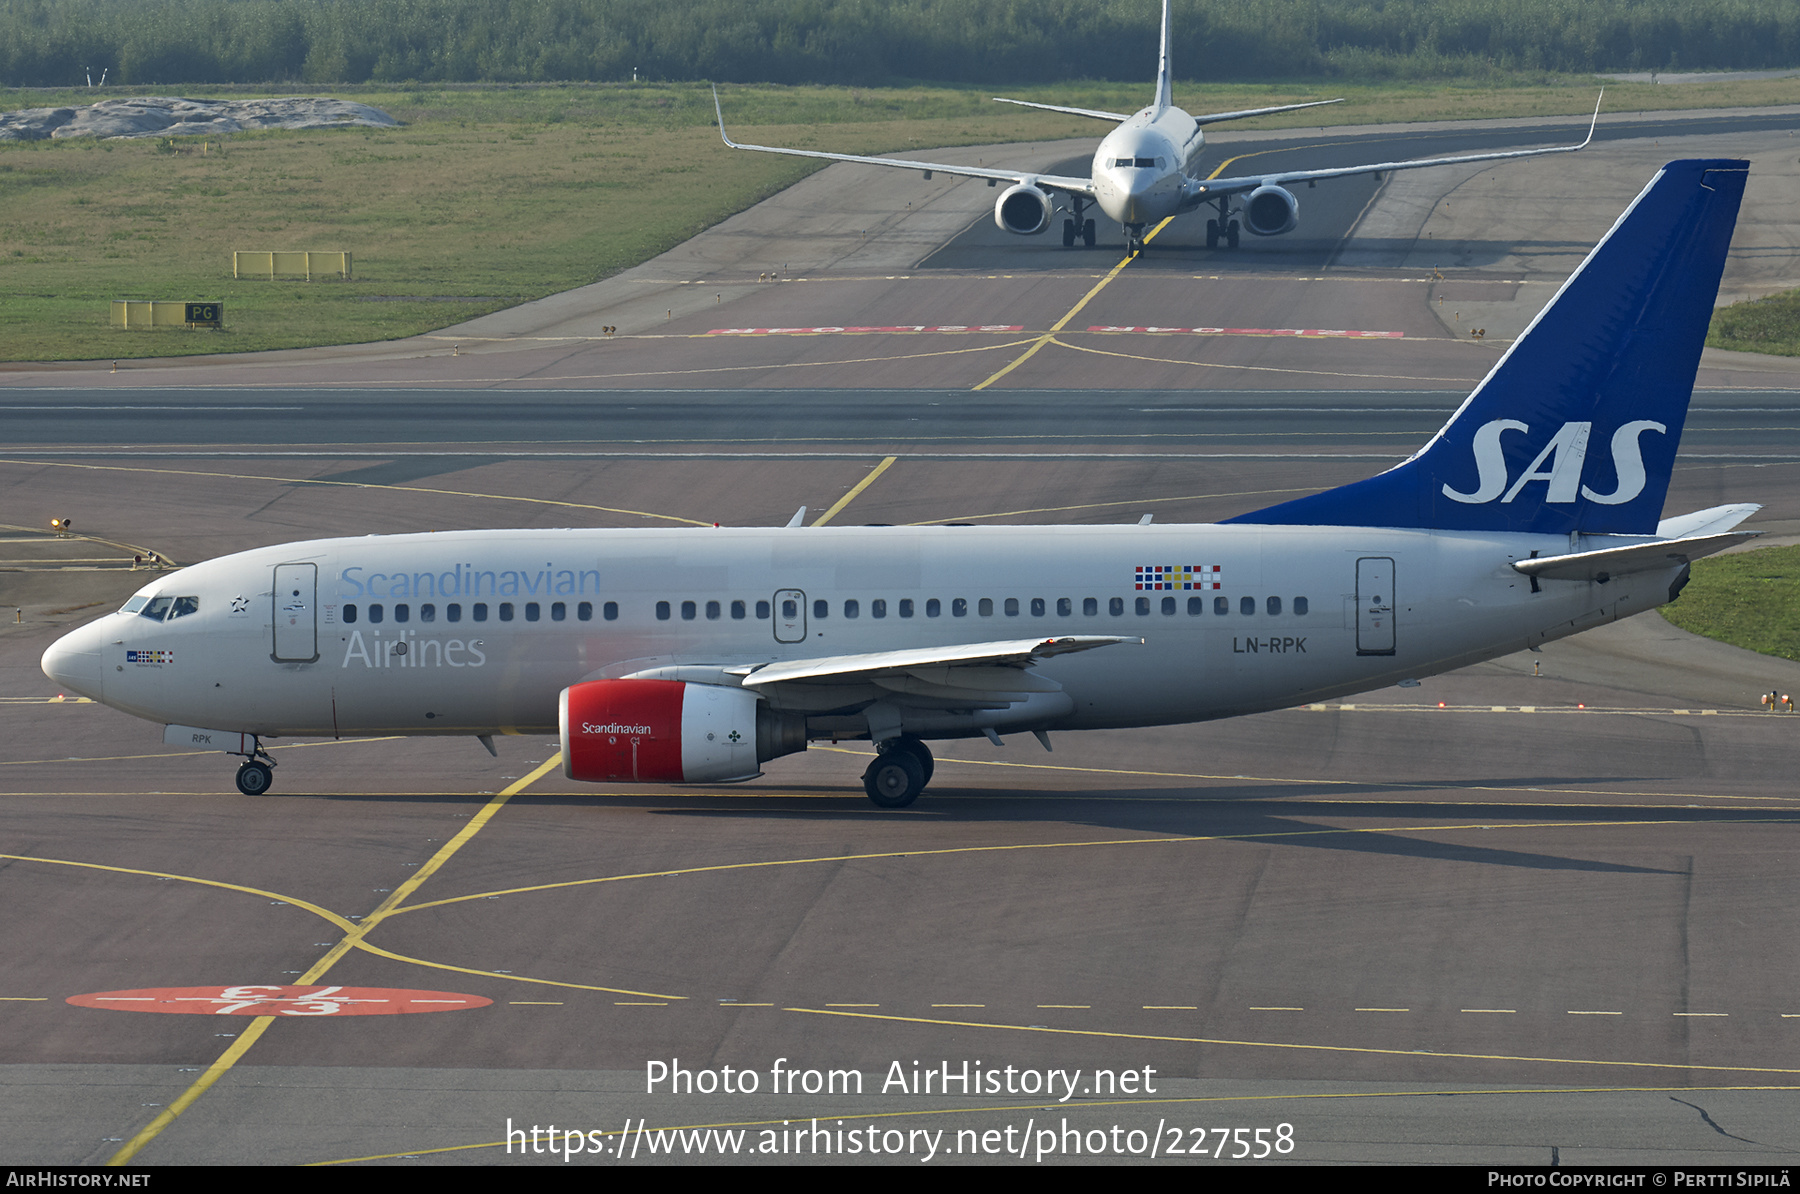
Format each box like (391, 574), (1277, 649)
(1087, 326), (1403, 338)
(68, 984), (493, 1016)
(708, 325), (1024, 335)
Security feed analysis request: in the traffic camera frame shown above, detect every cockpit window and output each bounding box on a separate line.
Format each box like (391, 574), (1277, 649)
(169, 596), (200, 619)
(121, 595), (149, 614)
(140, 596), (172, 621)
(134, 595), (198, 620)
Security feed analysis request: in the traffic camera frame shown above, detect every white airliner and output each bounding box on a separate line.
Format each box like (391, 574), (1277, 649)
(714, 0), (1598, 253)
(44, 158), (1753, 808)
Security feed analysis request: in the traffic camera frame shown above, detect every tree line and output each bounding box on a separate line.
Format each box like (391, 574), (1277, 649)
(3, 0), (1797, 89)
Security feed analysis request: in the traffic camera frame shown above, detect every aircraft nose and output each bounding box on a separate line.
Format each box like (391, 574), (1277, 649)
(42, 622), (105, 701)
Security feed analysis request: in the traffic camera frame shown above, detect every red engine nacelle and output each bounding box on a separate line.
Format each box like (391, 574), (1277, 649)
(559, 679), (803, 784)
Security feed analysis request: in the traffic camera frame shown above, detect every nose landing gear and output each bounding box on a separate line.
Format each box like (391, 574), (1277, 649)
(231, 736), (277, 795)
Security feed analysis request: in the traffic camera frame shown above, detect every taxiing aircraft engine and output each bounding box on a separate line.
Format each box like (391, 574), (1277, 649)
(559, 679), (805, 784)
(1243, 184), (1300, 236)
(994, 184), (1054, 235)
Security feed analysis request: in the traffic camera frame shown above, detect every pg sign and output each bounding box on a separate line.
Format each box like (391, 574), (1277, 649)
(185, 302), (223, 328)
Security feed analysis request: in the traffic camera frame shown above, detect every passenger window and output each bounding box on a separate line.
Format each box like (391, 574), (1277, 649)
(369, 603), (384, 624)
(872, 599), (887, 619)
(926, 599), (941, 617)
(1085, 598), (1099, 616)
(1005, 598), (1019, 616)
(900, 599), (915, 618)
(447, 603), (462, 623)
(655, 601), (670, 621)
(1188, 597), (1203, 615)
(578, 602), (592, 621)
(845, 599), (859, 618)
(395, 603), (410, 623)
(952, 599), (968, 617)
(1295, 597), (1308, 615)
(681, 601), (696, 621)
(1162, 597), (1176, 615)
(524, 602), (539, 622)
(500, 603), (515, 622)
(1056, 598), (1070, 616)
(755, 600), (769, 619)
(782, 599), (798, 619)
(731, 600), (746, 619)
(550, 601), (565, 621)
(1135, 597), (1150, 615)
(604, 601), (619, 621)
(421, 603), (436, 623)
(474, 603), (489, 622)
(343, 604), (358, 624)
(705, 600), (720, 620)
(1240, 596), (1255, 615)
(813, 599), (828, 619)
(1029, 598), (1044, 617)
(1109, 597), (1124, 616)
(1267, 596), (1282, 615)
(978, 598), (993, 616)
(1215, 596), (1229, 615)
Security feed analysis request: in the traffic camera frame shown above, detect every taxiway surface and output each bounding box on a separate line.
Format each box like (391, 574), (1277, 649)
(3, 107), (1800, 1167)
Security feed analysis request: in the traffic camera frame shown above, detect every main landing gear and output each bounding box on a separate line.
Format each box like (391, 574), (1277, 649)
(1060, 197), (1097, 248)
(232, 736), (277, 795)
(862, 735), (934, 809)
(1204, 197), (1241, 249)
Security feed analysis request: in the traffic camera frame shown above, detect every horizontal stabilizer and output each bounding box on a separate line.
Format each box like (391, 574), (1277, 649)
(1655, 503), (1760, 540)
(1512, 533), (1755, 583)
(738, 635), (1140, 688)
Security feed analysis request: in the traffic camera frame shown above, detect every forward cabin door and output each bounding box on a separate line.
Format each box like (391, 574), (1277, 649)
(272, 562), (319, 663)
(1356, 557), (1396, 656)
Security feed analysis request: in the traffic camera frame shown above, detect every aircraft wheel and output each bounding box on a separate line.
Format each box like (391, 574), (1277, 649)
(235, 760), (273, 796)
(1082, 219), (1096, 247)
(863, 750), (924, 808)
(1226, 219), (1240, 249)
(885, 735), (935, 785)
(1062, 218), (1076, 247)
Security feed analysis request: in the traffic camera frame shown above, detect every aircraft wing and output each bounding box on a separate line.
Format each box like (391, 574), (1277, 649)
(992, 97), (1134, 122)
(735, 635), (1140, 691)
(714, 88), (1097, 199)
(1511, 532), (1755, 584)
(1191, 93), (1601, 200)
(1190, 98), (1344, 126)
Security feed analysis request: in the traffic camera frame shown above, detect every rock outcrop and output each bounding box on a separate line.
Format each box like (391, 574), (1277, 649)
(0, 96), (400, 141)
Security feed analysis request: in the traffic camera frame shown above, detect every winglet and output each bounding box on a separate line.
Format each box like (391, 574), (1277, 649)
(711, 84), (740, 149)
(784, 506), (807, 528)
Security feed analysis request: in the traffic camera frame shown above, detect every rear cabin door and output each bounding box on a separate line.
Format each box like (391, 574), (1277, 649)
(1356, 557), (1396, 656)
(272, 563), (319, 663)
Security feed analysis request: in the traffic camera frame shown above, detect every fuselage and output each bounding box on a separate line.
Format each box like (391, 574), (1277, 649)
(43, 523), (1678, 744)
(1091, 106), (1204, 227)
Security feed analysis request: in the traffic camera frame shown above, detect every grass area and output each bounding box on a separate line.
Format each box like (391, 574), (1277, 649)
(4, 75), (1798, 363)
(1709, 288), (1800, 358)
(1662, 545), (1800, 663)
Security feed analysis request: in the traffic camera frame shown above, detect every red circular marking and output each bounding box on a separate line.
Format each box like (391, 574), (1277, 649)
(67, 985), (493, 1016)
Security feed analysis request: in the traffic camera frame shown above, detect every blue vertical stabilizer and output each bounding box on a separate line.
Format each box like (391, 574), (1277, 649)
(1226, 159), (1748, 534)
